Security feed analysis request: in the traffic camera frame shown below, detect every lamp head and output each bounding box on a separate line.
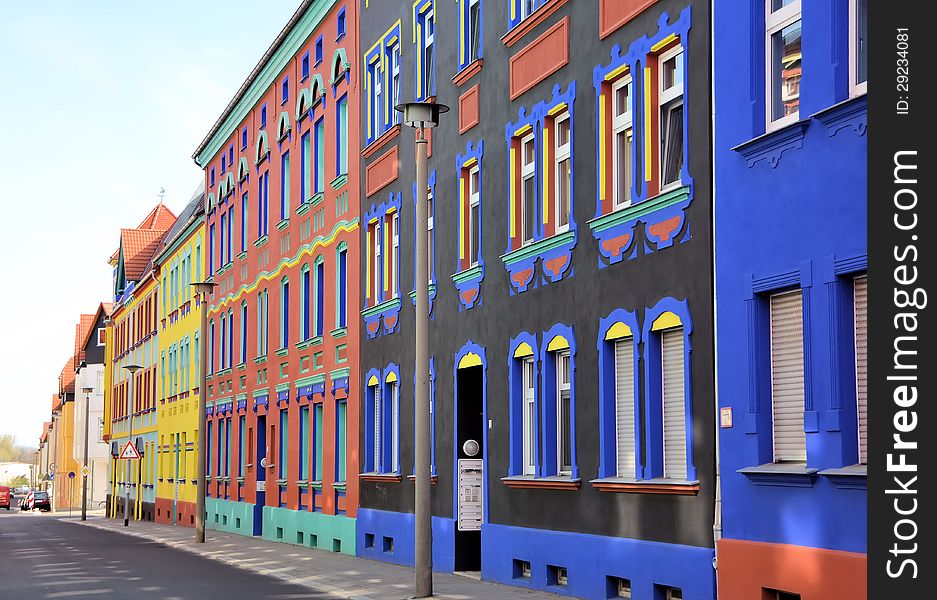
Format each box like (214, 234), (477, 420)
(394, 101), (450, 129)
(123, 364), (143, 374)
(191, 281), (218, 295)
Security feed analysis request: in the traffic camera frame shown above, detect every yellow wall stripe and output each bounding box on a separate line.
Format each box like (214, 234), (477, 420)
(644, 66), (652, 182)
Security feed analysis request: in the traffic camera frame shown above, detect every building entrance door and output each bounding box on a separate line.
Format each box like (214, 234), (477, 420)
(455, 364), (484, 572)
(253, 415), (266, 536)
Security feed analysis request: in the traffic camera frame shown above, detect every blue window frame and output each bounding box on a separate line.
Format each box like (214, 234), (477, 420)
(596, 309), (642, 480)
(280, 151), (290, 219)
(280, 277), (290, 349)
(301, 51), (310, 81)
(508, 333), (538, 477)
(312, 402), (323, 481)
(336, 95), (348, 176)
(224, 417), (231, 476)
(241, 127), (248, 150)
(299, 405), (309, 480)
(337, 245), (347, 328)
(228, 144), (234, 168)
(414, 0), (435, 101)
(240, 192), (248, 253)
(240, 301), (248, 364)
(210, 167), (215, 187)
(365, 22), (402, 144)
(540, 324), (578, 478)
(509, 0), (547, 29)
(219, 214), (226, 266)
(281, 76), (289, 105)
(278, 409), (288, 479)
(260, 103), (267, 128)
(315, 34), (324, 65)
(458, 0), (483, 71)
(258, 170), (269, 237)
(315, 257), (325, 337)
(301, 131), (311, 203)
(226, 207), (234, 264)
(220, 313), (227, 369)
(206, 421), (213, 477)
(337, 6), (346, 40)
(314, 117), (325, 193)
(221, 155), (227, 174)
(216, 418), (223, 476)
(301, 265), (311, 341)
(238, 415), (246, 477)
(208, 224), (216, 275)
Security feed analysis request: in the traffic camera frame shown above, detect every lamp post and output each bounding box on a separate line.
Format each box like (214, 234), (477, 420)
(192, 280), (217, 543)
(122, 364), (142, 527)
(394, 100), (449, 599)
(80, 385), (94, 521)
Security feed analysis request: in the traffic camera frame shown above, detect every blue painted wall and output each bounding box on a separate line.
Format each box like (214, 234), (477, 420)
(356, 508), (455, 572)
(714, 0), (867, 554)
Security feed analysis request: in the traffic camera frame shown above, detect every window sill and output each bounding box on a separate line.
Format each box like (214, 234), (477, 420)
(360, 473), (402, 483)
(737, 463), (819, 487)
(236, 362), (247, 371)
(453, 59), (484, 87)
(362, 124), (401, 159)
(809, 94), (867, 138)
(731, 118), (809, 169)
(253, 235), (269, 248)
(276, 218), (290, 231)
(295, 201), (311, 217)
(405, 474), (439, 485)
(237, 251), (247, 262)
(501, 475), (580, 490)
(334, 482), (347, 492)
(296, 336), (323, 351)
(408, 282), (437, 305)
(253, 355), (268, 365)
(590, 477), (700, 495)
(501, 229), (575, 267)
(331, 173), (348, 191)
(236, 477), (245, 484)
(819, 464), (867, 490)
(501, 0), (570, 48)
(361, 297), (402, 319)
(308, 480), (323, 490)
(330, 327), (347, 339)
(275, 347), (289, 358)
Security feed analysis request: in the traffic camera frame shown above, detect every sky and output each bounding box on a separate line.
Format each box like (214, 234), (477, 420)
(0, 0), (301, 447)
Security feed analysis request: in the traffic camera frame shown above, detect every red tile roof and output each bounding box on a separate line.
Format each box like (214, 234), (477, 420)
(58, 358), (75, 396)
(121, 228), (169, 281)
(51, 393), (61, 413)
(74, 314), (95, 365)
(109, 203), (178, 264)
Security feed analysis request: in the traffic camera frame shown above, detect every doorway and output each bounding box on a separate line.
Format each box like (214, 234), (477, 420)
(454, 364), (484, 572)
(253, 415), (266, 536)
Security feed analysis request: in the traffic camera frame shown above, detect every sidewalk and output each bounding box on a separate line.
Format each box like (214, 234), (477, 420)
(71, 516), (562, 600)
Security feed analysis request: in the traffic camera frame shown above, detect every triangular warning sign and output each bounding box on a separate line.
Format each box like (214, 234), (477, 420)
(119, 440), (141, 460)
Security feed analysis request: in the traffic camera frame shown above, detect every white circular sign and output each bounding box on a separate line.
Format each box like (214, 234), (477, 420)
(260, 457), (268, 469)
(462, 439), (480, 457)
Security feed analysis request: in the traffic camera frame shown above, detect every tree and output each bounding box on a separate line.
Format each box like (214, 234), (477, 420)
(1, 474), (29, 487)
(0, 434), (36, 464)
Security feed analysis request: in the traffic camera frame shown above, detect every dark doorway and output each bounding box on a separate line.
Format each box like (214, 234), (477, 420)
(454, 365), (483, 572)
(253, 415), (266, 536)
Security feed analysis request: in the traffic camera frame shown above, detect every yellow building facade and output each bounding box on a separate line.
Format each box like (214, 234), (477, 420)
(153, 194), (205, 527)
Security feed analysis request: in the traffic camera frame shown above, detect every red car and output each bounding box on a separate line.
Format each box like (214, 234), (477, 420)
(21, 490), (50, 512)
(0, 486), (10, 510)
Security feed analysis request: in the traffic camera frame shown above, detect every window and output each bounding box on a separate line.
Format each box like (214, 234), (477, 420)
(258, 170), (269, 237)
(241, 127), (248, 150)
(227, 207), (234, 263)
(521, 133), (536, 245)
(279, 409), (288, 479)
(225, 417), (231, 477)
(426, 189), (434, 283)
(337, 6), (346, 39)
(389, 379), (400, 473)
(281, 77), (289, 103)
(365, 23), (402, 143)
(522, 358), (536, 475)
(315, 118), (325, 194)
(315, 35), (323, 65)
(336, 246), (347, 328)
(659, 46), (684, 191)
(301, 265), (311, 341)
(257, 289), (268, 356)
(390, 212), (399, 298)
(337, 95), (348, 176)
(850, 0), (867, 96)
(209, 224), (216, 275)
(221, 155), (227, 174)
(260, 103), (267, 128)
(556, 351), (572, 474)
(210, 167), (216, 188)
(216, 418), (224, 476)
(372, 59), (384, 138)
(280, 278), (290, 349)
(240, 302), (248, 364)
(459, 0), (482, 69)
(315, 257), (325, 337)
(469, 166), (480, 266)
(239, 415), (246, 477)
(228, 145), (234, 169)
(764, 589), (800, 600)
(769, 290), (806, 463)
(97, 328), (106, 346)
(417, 7), (435, 100)
(336, 401), (347, 482)
(612, 76), (633, 208)
(301, 51), (310, 81)
(299, 406), (309, 480)
(240, 192), (248, 253)
(854, 276), (867, 464)
(554, 114), (571, 232)
(664, 587), (682, 600)
(370, 380), (382, 471)
(301, 131), (311, 203)
(766, 0), (802, 130)
(312, 403), (323, 481)
(209, 319), (215, 373)
(365, 196), (401, 308)
(219, 313), (227, 370)
(206, 421), (213, 477)
(661, 326), (686, 479)
(280, 151), (290, 219)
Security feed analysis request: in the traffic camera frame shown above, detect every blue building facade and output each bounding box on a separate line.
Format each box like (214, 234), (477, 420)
(713, 0), (868, 598)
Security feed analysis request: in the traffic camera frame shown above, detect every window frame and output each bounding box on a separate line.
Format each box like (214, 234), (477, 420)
(849, 0), (868, 97)
(390, 211), (399, 298)
(658, 45), (685, 193)
(768, 288), (807, 464)
(520, 132), (536, 246)
(553, 112), (572, 233)
(555, 350), (572, 475)
(522, 356), (537, 476)
(765, 0), (802, 132)
(468, 164), (481, 267)
(854, 275), (867, 465)
(611, 75), (634, 209)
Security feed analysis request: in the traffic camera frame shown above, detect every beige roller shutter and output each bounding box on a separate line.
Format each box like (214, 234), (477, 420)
(373, 385), (381, 471)
(855, 276), (868, 465)
(614, 339), (636, 478)
(770, 290), (806, 462)
(661, 327), (687, 480)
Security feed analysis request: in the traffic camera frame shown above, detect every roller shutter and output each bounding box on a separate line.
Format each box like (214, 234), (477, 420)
(373, 385), (381, 471)
(614, 338), (636, 478)
(770, 290), (806, 462)
(661, 327), (687, 480)
(855, 276), (868, 465)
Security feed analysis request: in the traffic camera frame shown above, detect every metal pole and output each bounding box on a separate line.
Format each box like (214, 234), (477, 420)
(125, 374), (134, 527)
(51, 414), (57, 511)
(414, 130), (433, 598)
(195, 289), (209, 543)
(81, 391), (90, 521)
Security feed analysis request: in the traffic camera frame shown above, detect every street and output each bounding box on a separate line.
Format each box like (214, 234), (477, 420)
(0, 511), (336, 600)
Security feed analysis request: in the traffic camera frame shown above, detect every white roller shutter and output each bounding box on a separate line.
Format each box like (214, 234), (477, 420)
(661, 327), (687, 480)
(855, 276), (868, 465)
(614, 338), (636, 478)
(770, 290), (806, 462)
(391, 382), (399, 473)
(373, 385), (381, 471)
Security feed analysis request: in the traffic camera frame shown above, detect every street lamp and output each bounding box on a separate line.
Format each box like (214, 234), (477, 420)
(122, 364), (142, 527)
(80, 385), (94, 521)
(192, 280), (217, 543)
(394, 100), (448, 599)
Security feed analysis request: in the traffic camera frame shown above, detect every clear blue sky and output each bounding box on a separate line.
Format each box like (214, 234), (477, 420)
(0, 0), (301, 447)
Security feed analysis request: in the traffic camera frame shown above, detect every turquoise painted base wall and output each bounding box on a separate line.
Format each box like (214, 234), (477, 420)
(262, 506), (356, 555)
(205, 497), (255, 537)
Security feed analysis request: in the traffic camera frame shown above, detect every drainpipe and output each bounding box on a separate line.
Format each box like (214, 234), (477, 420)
(710, 1), (723, 594)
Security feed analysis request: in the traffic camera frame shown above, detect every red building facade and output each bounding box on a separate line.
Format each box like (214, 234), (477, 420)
(193, 0), (361, 553)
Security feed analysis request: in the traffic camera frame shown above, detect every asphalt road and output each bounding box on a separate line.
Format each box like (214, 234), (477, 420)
(0, 510), (337, 600)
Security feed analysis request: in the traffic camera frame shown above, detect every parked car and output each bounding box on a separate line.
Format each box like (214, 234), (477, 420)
(22, 490), (50, 512)
(0, 486), (10, 510)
